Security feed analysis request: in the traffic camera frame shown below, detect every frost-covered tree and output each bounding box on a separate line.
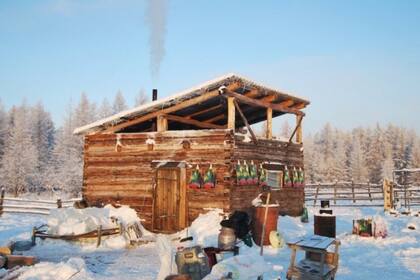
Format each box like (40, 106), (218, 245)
(135, 89), (148, 106)
(349, 135), (368, 182)
(315, 123), (336, 181)
(366, 124), (385, 183)
(1, 105), (38, 196)
(332, 130), (349, 181)
(49, 103), (83, 195)
(0, 100), (8, 162)
(30, 102), (55, 190)
(98, 98), (113, 119)
(280, 120), (291, 140)
(382, 143), (394, 180)
(113, 90), (127, 114)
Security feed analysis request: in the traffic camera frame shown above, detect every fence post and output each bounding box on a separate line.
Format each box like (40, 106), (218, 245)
(333, 180), (337, 205)
(97, 225), (102, 247)
(367, 180), (372, 202)
(351, 180), (355, 203)
(0, 188), (4, 216)
(56, 198), (62, 209)
(313, 183), (320, 207)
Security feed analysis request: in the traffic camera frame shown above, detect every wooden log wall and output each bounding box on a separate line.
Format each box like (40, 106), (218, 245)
(83, 129), (234, 230)
(231, 136), (305, 216)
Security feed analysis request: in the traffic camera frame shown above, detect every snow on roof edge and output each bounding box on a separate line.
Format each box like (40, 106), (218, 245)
(73, 73), (309, 135)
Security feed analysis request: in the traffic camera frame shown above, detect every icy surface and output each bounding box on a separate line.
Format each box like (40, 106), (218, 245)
(0, 206), (419, 279)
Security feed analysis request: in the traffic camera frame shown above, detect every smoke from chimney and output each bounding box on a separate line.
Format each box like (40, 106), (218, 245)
(145, 0), (167, 80)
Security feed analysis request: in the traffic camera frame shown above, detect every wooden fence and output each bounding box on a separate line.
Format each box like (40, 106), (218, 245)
(305, 181), (420, 208)
(393, 183), (420, 209)
(0, 189), (82, 216)
(305, 181), (384, 207)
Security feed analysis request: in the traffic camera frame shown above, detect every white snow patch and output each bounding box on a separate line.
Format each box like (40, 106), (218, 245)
(395, 248), (420, 273)
(47, 205), (142, 236)
(19, 257), (93, 280)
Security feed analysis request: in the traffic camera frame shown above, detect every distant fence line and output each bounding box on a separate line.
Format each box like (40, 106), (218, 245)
(305, 180), (420, 208)
(0, 188), (82, 216)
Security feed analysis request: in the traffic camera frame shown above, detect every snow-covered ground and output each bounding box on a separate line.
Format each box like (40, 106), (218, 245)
(1, 206), (419, 279)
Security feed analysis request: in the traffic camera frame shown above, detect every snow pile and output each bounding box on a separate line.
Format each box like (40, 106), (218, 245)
(187, 209), (223, 247)
(156, 209), (223, 280)
(19, 258), (93, 280)
(47, 205), (141, 236)
(203, 251), (271, 280)
(156, 235), (177, 280)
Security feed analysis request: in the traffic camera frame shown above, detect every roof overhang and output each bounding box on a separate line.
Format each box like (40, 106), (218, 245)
(74, 73), (310, 135)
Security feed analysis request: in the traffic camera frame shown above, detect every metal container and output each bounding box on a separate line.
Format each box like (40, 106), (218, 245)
(175, 246), (210, 280)
(218, 227), (236, 250)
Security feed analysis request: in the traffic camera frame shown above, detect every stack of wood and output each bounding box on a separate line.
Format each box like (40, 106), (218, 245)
(0, 241), (37, 278)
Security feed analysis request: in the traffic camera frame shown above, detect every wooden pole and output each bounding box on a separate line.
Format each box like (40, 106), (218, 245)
(351, 180), (355, 203)
(287, 115), (304, 147)
(260, 192), (271, 256)
(333, 180), (337, 205)
(157, 115), (168, 132)
(314, 183), (320, 207)
(296, 114), (303, 144)
(0, 188), (4, 216)
(227, 97), (235, 130)
(266, 108), (272, 140)
(56, 198), (62, 209)
(97, 225), (102, 247)
(233, 99), (257, 143)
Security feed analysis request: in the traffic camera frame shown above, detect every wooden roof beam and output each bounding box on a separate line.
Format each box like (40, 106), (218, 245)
(165, 114), (226, 129)
(233, 99), (257, 143)
(101, 84), (239, 133)
(185, 104), (223, 119)
(220, 88), (305, 116)
(183, 88), (260, 119)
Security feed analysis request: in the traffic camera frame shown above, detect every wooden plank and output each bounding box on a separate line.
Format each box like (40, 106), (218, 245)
(233, 99), (257, 143)
(227, 97), (235, 129)
(102, 90), (222, 133)
(296, 114), (303, 144)
(266, 108), (272, 140)
(222, 89), (304, 116)
(313, 184), (320, 207)
(186, 104), (223, 118)
(179, 168), (187, 229)
(157, 115), (168, 132)
(165, 114), (226, 129)
(287, 115), (304, 145)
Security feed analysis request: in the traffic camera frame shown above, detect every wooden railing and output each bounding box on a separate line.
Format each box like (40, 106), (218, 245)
(0, 189), (82, 216)
(305, 181), (384, 207)
(393, 183), (420, 209)
(305, 181), (420, 208)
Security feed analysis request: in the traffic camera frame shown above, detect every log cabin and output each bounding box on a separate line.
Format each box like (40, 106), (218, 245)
(74, 73), (310, 233)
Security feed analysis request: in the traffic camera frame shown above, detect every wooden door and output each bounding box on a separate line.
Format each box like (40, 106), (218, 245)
(153, 168), (186, 233)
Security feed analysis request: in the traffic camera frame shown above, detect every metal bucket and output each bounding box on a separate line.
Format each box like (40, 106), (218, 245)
(218, 227), (236, 250)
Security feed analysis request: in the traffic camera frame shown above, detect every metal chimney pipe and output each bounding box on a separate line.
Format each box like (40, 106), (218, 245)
(152, 89), (158, 101)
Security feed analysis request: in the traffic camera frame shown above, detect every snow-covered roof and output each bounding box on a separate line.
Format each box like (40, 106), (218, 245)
(74, 73), (310, 135)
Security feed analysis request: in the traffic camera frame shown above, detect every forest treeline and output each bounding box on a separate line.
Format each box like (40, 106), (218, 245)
(0, 91), (148, 196)
(303, 123), (420, 184)
(0, 92), (419, 196)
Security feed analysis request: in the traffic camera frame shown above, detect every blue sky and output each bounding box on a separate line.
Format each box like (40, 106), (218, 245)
(0, 0), (419, 134)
